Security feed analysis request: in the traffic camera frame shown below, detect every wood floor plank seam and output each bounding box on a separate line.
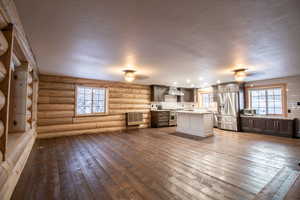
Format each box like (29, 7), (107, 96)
(84, 135), (186, 199)
(116, 132), (260, 196)
(11, 128), (300, 200)
(72, 135), (145, 200)
(141, 130), (289, 170)
(78, 135), (165, 200)
(253, 167), (300, 200)
(101, 133), (256, 200)
(152, 129), (299, 168)
(120, 132), (268, 193)
(90, 134), (221, 200)
(96, 134), (235, 200)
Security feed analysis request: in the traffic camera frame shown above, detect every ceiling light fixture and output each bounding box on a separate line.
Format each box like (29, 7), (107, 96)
(123, 69), (136, 82)
(199, 77), (203, 81)
(201, 82), (208, 88)
(217, 80), (221, 84)
(233, 68), (247, 82)
(186, 79), (191, 83)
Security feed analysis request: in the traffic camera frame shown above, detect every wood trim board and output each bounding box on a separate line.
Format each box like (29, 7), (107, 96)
(245, 83), (288, 117)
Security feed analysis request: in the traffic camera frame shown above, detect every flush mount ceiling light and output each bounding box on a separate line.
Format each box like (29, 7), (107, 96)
(123, 69), (136, 82)
(233, 68), (247, 82)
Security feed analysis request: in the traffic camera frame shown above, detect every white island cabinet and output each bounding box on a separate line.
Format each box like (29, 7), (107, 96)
(176, 111), (214, 137)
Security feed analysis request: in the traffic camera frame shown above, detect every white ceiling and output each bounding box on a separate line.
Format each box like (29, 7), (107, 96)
(15, 0), (300, 87)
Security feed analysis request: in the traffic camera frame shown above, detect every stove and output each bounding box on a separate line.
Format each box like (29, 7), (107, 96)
(169, 111), (177, 126)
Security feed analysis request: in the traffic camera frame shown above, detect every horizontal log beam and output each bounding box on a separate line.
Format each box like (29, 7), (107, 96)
(37, 121), (126, 133)
(72, 114), (125, 123)
(109, 104), (150, 109)
(38, 111), (74, 119)
(37, 115), (149, 126)
(38, 104), (74, 111)
(39, 89), (75, 97)
(37, 126), (126, 139)
(109, 92), (150, 99)
(39, 74), (150, 89)
(38, 97), (74, 104)
(109, 109), (150, 115)
(109, 98), (150, 104)
(109, 87), (150, 95)
(39, 82), (75, 90)
(37, 118), (73, 126)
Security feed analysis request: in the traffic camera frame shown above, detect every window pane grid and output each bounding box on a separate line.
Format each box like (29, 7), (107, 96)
(76, 87), (107, 115)
(249, 87), (283, 115)
(201, 93), (213, 108)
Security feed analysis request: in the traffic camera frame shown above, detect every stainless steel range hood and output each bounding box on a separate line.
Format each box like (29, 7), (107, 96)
(168, 87), (184, 96)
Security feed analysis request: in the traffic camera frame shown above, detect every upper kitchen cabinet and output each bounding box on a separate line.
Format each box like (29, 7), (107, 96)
(150, 85), (169, 102)
(151, 85), (196, 102)
(178, 88), (195, 102)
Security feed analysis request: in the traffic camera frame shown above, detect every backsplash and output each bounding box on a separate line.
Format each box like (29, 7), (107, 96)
(150, 101), (196, 110)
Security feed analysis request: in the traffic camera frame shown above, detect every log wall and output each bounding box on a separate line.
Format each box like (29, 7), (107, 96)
(37, 74), (151, 138)
(0, 1), (38, 199)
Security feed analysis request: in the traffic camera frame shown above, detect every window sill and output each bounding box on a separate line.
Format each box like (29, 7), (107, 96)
(240, 114), (293, 120)
(75, 112), (109, 117)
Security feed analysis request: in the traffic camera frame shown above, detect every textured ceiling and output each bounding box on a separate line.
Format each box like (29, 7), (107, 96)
(15, 0), (300, 87)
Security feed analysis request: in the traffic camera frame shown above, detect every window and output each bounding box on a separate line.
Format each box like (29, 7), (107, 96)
(201, 93), (213, 108)
(76, 86), (108, 115)
(248, 86), (285, 115)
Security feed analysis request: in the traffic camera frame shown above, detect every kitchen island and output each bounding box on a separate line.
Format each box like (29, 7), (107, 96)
(176, 111), (214, 137)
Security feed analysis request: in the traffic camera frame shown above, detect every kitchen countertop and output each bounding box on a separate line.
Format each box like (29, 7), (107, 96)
(176, 110), (212, 114)
(240, 114), (295, 120)
(151, 110), (173, 112)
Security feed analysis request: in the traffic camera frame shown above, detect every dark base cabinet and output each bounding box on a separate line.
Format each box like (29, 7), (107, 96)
(151, 111), (170, 128)
(241, 117), (297, 138)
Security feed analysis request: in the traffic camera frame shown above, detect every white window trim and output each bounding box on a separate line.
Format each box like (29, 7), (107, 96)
(75, 85), (109, 116)
(199, 92), (213, 108)
(246, 84), (287, 117)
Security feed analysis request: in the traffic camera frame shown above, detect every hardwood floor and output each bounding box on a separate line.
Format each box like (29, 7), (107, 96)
(12, 128), (300, 200)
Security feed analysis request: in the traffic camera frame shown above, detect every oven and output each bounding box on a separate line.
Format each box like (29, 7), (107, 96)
(169, 111), (177, 126)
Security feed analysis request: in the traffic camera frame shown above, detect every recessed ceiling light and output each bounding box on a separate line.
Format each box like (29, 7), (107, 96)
(217, 80), (221, 84)
(191, 84), (195, 87)
(198, 77), (203, 81)
(186, 79), (191, 83)
(173, 82), (177, 85)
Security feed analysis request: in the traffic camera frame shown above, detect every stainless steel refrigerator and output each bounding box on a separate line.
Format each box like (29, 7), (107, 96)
(213, 83), (244, 131)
